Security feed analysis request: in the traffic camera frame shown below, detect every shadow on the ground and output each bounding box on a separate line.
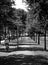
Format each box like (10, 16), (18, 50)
(17, 47), (44, 51)
(0, 55), (48, 65)
(0, 47), (47, 52)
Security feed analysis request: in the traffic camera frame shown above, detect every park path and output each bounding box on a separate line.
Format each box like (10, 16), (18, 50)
(0, 36), (44, 49)
(0, 37), (48, 57)
(0, 37), (37, 49)
(19, 36), (48, 50)
(0, 36), (48, 49)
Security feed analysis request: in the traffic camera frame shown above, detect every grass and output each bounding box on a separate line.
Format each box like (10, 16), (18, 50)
(0, 55), (48, 65)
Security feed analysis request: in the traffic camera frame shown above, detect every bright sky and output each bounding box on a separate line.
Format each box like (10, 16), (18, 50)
(12, 0), (29, 12)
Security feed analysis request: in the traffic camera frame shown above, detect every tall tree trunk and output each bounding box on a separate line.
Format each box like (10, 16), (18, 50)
(44, 29), (46, 50)
(38, 34), (40, 45)
(35, 33), (37, 43)
(15, 30), (16, 37)
(0, 36), (1, 44)
(8, 28), (10, 42)
(5, 26), (6, 38)
(16, 30), (17, 39)
(21, 29), (23, 42)
(9, 30), (10, 42)
(17, 32), (19, 48)
(17, 26), (19, 48)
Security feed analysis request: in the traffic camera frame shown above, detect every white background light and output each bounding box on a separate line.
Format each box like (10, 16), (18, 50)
(12, 0), (29, 12)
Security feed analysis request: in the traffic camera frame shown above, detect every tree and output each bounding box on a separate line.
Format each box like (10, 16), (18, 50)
(11, 9), (27, 34)
(0, 0), (16, 45)
(27, 0), (48, 49)
(0, 0), (15, 36)
(26, 0), (41, 44)
(8, 9), (27, 47)
(39, 0), (48, 50)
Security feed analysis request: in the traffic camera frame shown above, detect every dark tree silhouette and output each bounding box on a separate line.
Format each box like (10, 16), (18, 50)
(0, 0), (15, 45)
(39, 0), (48, 50)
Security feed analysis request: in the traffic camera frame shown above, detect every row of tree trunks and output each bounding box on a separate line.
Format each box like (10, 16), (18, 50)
(31, 33), (40, 44)
(5, 26), (11, 42)
(34, 33), (40, 44)
(36, 29), (46, 50)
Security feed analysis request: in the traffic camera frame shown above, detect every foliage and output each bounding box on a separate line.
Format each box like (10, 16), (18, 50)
(26, 0), (48, 34)
(0, 0), (16, 40)
(39, 0), (48, 29)
(0, 0), (15, 26)
(12, 9), (27, 34)
(26, 0), (40, 33)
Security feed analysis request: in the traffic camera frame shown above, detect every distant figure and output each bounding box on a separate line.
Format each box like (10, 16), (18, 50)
(1, 40), (5, 44)
(5, 42), (9, 52)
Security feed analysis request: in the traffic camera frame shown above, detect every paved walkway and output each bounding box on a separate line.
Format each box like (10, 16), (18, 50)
(0, 50), (48, 58)
(0, 37), (38, 49)
(0, 37), (48, 49)
(0, 37), (48, 57)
